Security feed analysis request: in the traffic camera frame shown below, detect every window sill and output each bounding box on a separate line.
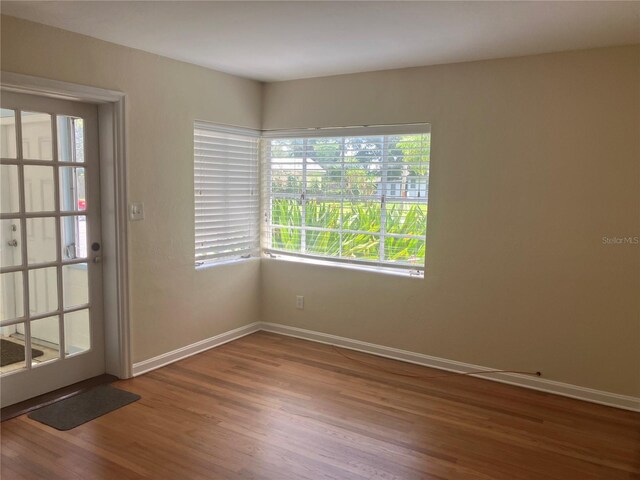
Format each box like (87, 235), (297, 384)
(195, 256), (260, 271)
(263, 253), (424, 279)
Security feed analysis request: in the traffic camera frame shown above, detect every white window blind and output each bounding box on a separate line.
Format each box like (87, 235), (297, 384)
(262, 126), (430, 273)
(194, 122), (259, 265)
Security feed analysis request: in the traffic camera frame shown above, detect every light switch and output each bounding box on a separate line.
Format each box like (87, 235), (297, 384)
(129, 202), (144, 221)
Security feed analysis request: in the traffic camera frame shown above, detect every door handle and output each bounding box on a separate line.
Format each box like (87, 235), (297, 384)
(7, 239), (18, 247)
(93, 255), (102, 264)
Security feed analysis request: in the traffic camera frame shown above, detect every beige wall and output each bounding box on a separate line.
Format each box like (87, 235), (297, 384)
(1, 15), (263, 362)
(262, 45), (640, 397)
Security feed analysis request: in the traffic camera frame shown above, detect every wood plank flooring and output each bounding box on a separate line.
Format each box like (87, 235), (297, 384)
(1, 331), (639, 479)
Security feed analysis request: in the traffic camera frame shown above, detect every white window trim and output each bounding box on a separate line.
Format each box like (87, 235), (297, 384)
(264, 251), (424, 278)
(261, 125), (430, 277)
(261, 123), (430, 138)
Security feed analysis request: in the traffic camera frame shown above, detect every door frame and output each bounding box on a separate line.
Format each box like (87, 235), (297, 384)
(1, 71), (131, 379)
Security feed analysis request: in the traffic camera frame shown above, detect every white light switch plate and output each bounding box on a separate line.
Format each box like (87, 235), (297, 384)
(129, 202), (144, 221)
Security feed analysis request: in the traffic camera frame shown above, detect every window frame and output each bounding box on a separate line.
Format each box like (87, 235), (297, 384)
(261, 125), (430, 277)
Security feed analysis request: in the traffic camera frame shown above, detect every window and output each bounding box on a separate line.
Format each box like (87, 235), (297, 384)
(262, 126), (430, 274)
(194, 122), (259, 266)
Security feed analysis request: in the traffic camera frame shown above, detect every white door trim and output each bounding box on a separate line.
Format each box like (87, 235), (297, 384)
(0, 72), (125, 104)
(1, 71), (132, 379)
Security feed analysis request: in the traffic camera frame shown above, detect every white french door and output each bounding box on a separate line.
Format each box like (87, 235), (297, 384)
(0, 91), (105, 407)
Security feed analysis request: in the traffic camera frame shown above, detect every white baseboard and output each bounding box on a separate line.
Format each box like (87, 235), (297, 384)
(132, 321), (640, 412)
(260, 322), (640, 412)
(132, 322), (261, 376)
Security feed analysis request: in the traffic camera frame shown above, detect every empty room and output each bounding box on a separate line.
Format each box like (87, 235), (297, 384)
(0, 1), (638, 479)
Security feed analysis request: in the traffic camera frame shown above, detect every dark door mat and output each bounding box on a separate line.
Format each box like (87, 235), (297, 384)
(1, 374), (117, 422)
(28, 384), (140, 430)
(1, 339), (44, 367)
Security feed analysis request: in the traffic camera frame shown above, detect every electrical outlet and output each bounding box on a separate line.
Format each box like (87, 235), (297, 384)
(296, 295), (304, 310)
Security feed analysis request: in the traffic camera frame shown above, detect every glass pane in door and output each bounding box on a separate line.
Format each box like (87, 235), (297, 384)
(0, 271), (24, 322)
(64, 309), (90, 356)
(28, 267), (58, 315)
(24, 166), (55, 212)
(0, 322), (27, 374)
(0, 165), (20, 213)
(59, 167), (86, 211)
(57, 116), (84, 163)
(21, 112), (53, 160)
(29, 315), (61, 366)
(62, 263), (88, 308)
(60, 215), (87, 260)
(1, 109), (17, 158)
(26, 217), (57, 265)
(1, 219), (22, 267)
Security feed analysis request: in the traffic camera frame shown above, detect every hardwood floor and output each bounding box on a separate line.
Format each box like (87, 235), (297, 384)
(1, 331), (639, 479)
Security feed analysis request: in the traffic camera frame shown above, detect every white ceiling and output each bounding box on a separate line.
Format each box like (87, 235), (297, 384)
(2, 1), (639, 82)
